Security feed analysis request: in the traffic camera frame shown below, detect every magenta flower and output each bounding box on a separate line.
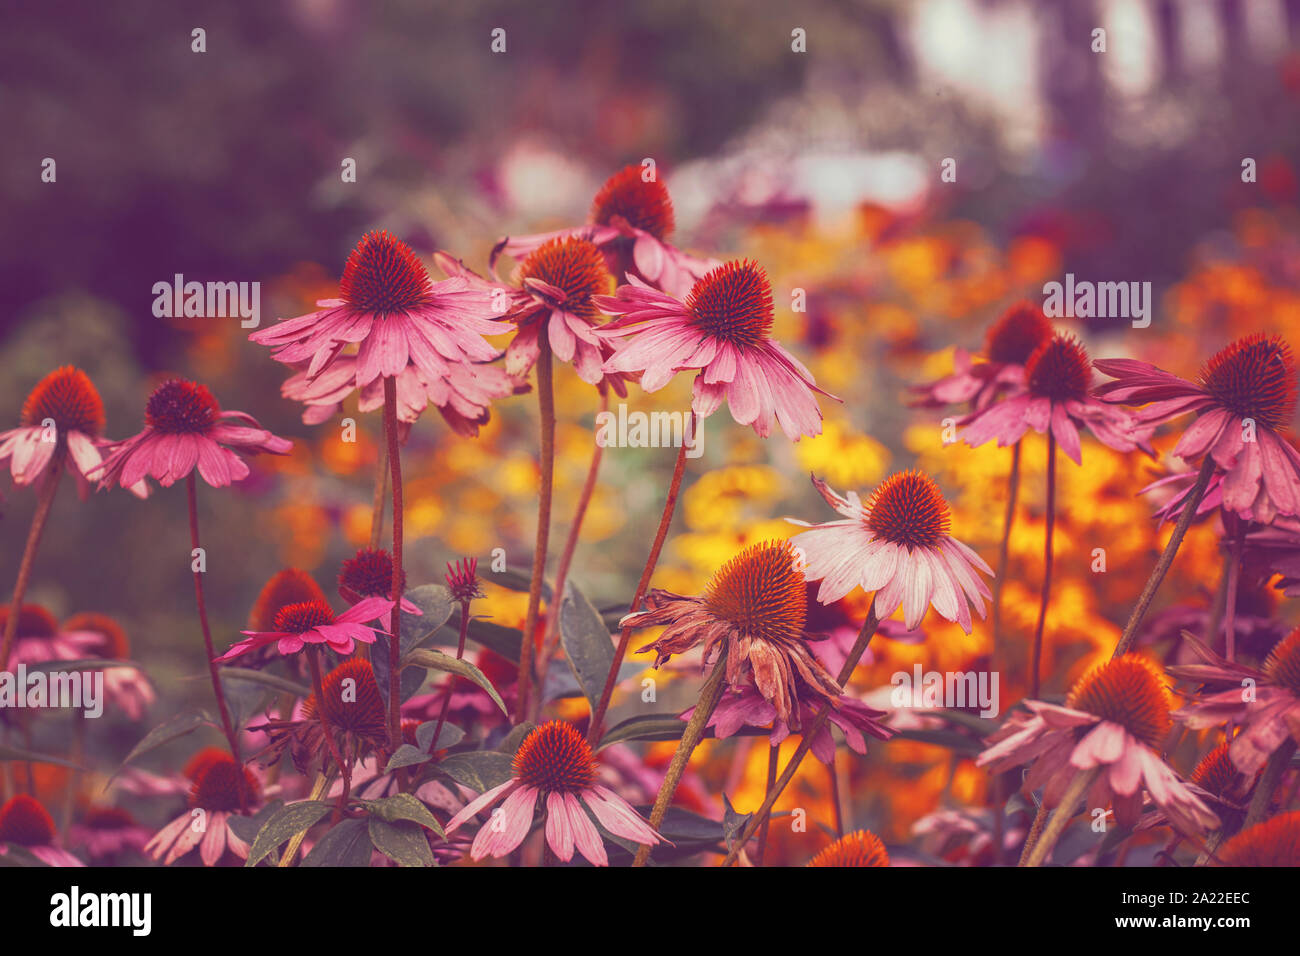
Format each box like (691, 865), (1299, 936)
(911, 302), (1055, 412)
(0, 795), (84, 867)
(67, 806), (152, 862)
(977, 655), (1219, 838)
(250, 231), (508, 404)
(94, 379), (291, 490)
(789, 472), (993, 632)
(491, 165), (718, 298)
(144, 754), (262, 866)
(595, 261), (837, 440)
(215, 596), (393, 662)
(443, 720), (662, 866)
(1095, 333), (1300, 521)
(1168, 628), (1300, 776)
(961, 333), (1152, 464)
(0, 603), (101, 669)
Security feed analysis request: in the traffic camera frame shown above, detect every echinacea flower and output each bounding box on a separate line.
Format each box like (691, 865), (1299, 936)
(1137, 742), (1253, 835)
(443, 720), (662, 866)
(62, 612), (155, 721)
(250, 231), (510, 419)
(0, 366), (145, 498)
(249, 568), (331, 631)
(960, 332), (1153, 464)
(94, 378), (291, 490)
(910, 302), (1055, 411)
(806, 829), (890, 867)
(491, 165), (717, 297)
(0, 795), (84, 867)
(1214, 811), (1300, 866)
(1095, 333), (1300, 521)
(144, 752), (261, 865)
(67, 806), (152, 862)
(977, 655), (1220, 838)
(338, 548), (421, 614)
(622, 540), (844, 729)
(595, 260), (837, 440)
(0, 603), (100, 669)
(1168, 627), (1300, 775)
(254, 658), (392, 776)
(215, 596), (393, 662)
(445, 557), (483, 604)
(688, 680), (892, 765)
(789, 471), (993, 632)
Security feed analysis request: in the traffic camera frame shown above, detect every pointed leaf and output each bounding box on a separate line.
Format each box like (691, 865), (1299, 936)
(245, 800), (332, 867)
(300, 818), (372, 867)
(403, 649), (506, 715)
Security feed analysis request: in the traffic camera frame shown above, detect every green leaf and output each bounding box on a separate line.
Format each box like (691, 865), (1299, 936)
(403, 649), (506, 715)
(112, 710), (212, 778)
(300, 818), (372, 867)
(361, 793), (445, 836)
(226, 800), (284, 846)
(0, 744), (85, 770)
(452, 613), (522, 662)
(245, 801), (332, 867)
(722, 794), (751, 851)
(384, 744), (434, 772)
(597, 713), (689, 749)
(368, 818), (434, 867)
(434, 751), (514, 793)
(495, 722), (535, 756)
(556, 582), (614, 714)
(400, 584), (455, 648)
(415, 720), (464, 752)
(218, 667), (310, 698)
(488, 568), (552, 600)
(21, 658), (144, 673)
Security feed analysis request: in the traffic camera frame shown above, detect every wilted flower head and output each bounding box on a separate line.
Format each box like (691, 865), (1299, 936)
(595, 260), (837, 440)
(790, 471), (993, 632)
(978, 655), (1219, 838)
(1096, 333), (1300, 521)
(94, 378), (291, 490)
(806, 829), (890, 867)
(622, 540), (842, 728)
(443, 720), (662, 866)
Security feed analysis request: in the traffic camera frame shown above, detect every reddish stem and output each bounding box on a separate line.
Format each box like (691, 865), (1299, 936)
(1029, 432), (1056, 699)
(307, 647), (351, 823)
(0, 466), (62, 669)
(518, 336), (555, 722)
(187, 473), (242, 765)
(587, 414), (693, 744)
(383, 376), (404, 751)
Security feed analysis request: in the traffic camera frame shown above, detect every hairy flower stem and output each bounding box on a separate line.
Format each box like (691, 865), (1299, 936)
(1113, 456), (1216, 658)
(631, 644), (730, 867)
(186, 473), (241, 768)
(518, 338), (556, 723)
(533, 390), (609, 723)
(1222, 526), (1244, 661)
(588, 418), (693, 744)
(1023, 766), (1100, 867)
(990, 442), (1021, 670)
(720, 607), (881, 867)
(0, 466), (63, 669)
(1243, 738), (1296, 829)
(369, 439), (389, 551)
(430, 598), (472, 753)
(755, 743), (779, 865)
(307, 647), (351, 823)
(1030, 433), (1056, 699)
(383, 376), (405, 752)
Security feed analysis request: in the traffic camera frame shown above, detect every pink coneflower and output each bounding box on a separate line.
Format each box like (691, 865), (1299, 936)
(338, 548), (421, 615)
(1095, 333), (1300, 522)
(806, 829), (890, 867)
(445, 557), (483, 604)
(1214, 811), (1300, 866)
(215, 596), (393, 662)
(491, 165), (718, 298)
(594, 261), (837, 440)
(977, 656), (1220, 851)
(689, 680), (892, 765)
(67, 805), (152, 862)
(0, 603), (99, 668)
(62, 612), (155, 721)
(144, 753), (261, 865)
(0, 795), (83, 867)
(622, 540), (843, 728)
(443, 720), (662, 866)
(789, 472), (993, 632)
(1168, 627), (1300, 776)
(94, 378), (291, 490)
(250, 230), (508, 398)
(911, 302), (1055, 411)
(0, 366), (144, 498)
(962, 333), (1152, 463)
